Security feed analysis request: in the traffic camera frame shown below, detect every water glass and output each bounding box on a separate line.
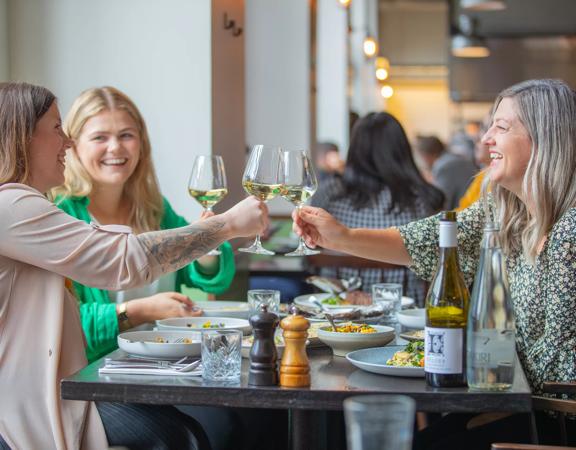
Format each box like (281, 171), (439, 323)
(344, 395), (416, 450)
(372, 283), (403, 324)
(201, 329), (242, 381)
(247, 289), (281, 316)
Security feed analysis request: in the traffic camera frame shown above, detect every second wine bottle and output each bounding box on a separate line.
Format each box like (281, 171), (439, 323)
(425, 211), (470, 387)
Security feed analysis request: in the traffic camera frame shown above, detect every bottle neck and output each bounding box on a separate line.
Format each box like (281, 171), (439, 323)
(439, 221), (457, 248)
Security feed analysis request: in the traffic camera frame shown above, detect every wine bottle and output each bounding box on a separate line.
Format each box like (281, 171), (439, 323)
(425, 211), (470, 387)
(467, 222), (516, 391)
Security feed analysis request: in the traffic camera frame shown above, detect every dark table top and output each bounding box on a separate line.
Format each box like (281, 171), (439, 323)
(61, 347), (532, 413)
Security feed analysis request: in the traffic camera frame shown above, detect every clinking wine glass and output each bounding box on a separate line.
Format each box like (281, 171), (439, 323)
(188, 154), (228, 256)
(280, 150), (320, 256)
(239, 144), (282, 255)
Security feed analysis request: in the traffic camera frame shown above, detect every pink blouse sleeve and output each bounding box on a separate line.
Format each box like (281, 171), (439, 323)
(0, 184), (163, 290)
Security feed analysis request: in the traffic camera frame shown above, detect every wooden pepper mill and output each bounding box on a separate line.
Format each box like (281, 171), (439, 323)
(248, 304), (279, 386)
(279, 309), (310, 387)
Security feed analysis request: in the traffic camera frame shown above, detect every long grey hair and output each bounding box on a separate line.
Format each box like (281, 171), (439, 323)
(485, 79), (576, 263)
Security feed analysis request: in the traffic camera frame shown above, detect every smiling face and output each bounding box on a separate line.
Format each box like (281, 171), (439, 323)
(482, 97), (533, 197)
(28, 103), (71, 192)
(73, 109), (141, 189)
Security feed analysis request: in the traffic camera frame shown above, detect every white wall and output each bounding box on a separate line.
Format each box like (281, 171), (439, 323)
(245, 0), (310, 215)
(0, 0), (8, 80)
(8, 0), (212, 220)
(316, 0), (348, 154)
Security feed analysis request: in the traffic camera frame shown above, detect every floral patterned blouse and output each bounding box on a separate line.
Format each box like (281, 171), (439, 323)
(398, 198), (576, 395)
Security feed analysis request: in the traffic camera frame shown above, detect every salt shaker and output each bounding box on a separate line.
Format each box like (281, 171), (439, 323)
(248, 304), (279, 386)
(279, 309), (310, 387)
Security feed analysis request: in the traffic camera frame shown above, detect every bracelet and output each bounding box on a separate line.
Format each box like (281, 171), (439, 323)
(117, 302), (132, 330)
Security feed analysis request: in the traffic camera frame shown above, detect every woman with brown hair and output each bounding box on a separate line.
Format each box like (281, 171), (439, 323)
(0, 82), (267, 450)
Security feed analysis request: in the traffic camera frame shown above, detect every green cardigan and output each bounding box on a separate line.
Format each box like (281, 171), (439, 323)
(56, 195), (235, 362)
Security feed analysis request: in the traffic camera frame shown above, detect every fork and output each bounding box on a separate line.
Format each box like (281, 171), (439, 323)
(104, 359), (202, 372)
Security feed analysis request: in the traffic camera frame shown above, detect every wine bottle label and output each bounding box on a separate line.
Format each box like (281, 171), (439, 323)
(424, 327), (463, 374)
(468, 329), (515, 369)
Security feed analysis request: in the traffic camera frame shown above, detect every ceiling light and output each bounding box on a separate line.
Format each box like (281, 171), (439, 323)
(338, 0), (352, 7)
(460, 0), (506, 11)
(376, 68), (389, 81)
(363, 36), (378, 58)
(380, 85), (394, 98)
(451, 15), (490, 58)
(451, 35), (490, 57)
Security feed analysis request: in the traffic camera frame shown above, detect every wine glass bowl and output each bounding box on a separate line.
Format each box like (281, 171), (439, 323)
(239, 145), (282, 255)
(279, 150), (320, 256)
(188, 155), (228, 256)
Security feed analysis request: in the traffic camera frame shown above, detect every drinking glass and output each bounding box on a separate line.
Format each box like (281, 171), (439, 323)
(239, 145), (282, 255)
(188, 155), (228, 256)
(344, 395), (416, 450)
(248, 289), (281, 316)
(372, 283), (403, 325)
(201, 329), (242, 381)
(279, 150), (320, 256)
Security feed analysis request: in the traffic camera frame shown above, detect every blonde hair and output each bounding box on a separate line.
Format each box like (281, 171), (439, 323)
(53, 87), (163, 232)
(486, 79), (576, 263)
(0, 82), (55, 185)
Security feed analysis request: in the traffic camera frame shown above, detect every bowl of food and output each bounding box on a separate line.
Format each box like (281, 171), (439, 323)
(396, 308), (425, 329)
(156, 317), (252, 335)
(118, 331), (201, 358)
(317, 323), (395, 357)
(241, 333), (286, 359)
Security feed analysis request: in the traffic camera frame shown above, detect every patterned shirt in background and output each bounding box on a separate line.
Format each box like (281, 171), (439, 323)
(398, 198), (576, 394)
(311, 176), (435, 306)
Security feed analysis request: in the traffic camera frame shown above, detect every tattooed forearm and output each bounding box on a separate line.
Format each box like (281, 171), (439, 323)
(137, 218), (228, 274)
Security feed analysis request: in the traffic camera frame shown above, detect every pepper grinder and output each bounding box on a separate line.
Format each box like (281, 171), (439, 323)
(279, 308), (310, 387)
(248, 304), (279, 386)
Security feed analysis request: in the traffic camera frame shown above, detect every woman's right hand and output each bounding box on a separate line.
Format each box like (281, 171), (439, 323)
(292, 206), (349, 250)
(125, 292), (203, 326)
(222, 196), (268, 238)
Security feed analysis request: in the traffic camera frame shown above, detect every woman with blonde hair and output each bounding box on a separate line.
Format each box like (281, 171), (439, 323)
(0, 82), (267, 449)
(53, 86), (235, 363)
(293, 79), (576, 447)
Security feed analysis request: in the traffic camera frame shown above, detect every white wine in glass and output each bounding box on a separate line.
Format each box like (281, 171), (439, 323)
(188, 155), (228, 256)
(280, 150), (320, 256)
(238, 145), (282, 255)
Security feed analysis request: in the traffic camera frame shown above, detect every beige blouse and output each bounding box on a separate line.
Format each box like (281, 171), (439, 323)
(0, 184), (163, 450)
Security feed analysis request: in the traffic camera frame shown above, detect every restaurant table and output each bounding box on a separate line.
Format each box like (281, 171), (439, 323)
(61, 347), (532, 450)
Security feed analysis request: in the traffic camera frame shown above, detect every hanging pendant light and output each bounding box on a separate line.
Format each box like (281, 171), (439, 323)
(460, 0), (506, 11)
(451, 15), (490, 58)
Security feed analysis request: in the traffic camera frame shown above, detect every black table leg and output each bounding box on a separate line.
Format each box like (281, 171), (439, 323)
(290, 409), (322, 450)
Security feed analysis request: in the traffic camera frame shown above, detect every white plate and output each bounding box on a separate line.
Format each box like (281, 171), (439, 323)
(118, 331), (201, 359)
(294, 293), (415, 310)
(195, 301), (250, 319)
(396, 308), (425, 329)
(346, 346), (424, 378)
(156, 317), (252, 335)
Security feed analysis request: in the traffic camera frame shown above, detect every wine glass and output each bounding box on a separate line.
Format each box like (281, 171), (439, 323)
(188, 154), (228, 256)
(238, 145), (282, 255)
(279, 150), (320, 256)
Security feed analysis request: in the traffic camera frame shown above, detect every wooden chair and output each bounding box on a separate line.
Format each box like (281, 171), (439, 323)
(492, 382), (576, 450)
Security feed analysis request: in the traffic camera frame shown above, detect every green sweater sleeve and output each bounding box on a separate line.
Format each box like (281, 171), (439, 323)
(160, 198), (235, 294)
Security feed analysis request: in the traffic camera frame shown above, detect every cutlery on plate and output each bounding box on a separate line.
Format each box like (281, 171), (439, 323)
(103, 359), (202, 372)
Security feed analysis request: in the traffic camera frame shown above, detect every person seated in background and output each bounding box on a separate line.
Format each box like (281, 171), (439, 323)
(0, 81), (267, 450)
(415, 134), (478, 210)
(293, 79), (576, 448)
(311, 112), (444, 305)
(314, 141), (345, 183)
(52, 86), (235, 363)
(456, 117), (492, 211)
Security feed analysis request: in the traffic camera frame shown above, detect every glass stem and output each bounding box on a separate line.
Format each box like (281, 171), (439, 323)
(296, 205), (306, 249)
(254, 234), (263, 248)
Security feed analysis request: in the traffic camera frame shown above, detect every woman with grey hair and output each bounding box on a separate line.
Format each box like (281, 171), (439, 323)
(293, 79), (576, 447)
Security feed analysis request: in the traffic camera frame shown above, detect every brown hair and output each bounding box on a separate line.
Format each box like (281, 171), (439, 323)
(0, 82), (56, 185)
(53, 86), (163, 232)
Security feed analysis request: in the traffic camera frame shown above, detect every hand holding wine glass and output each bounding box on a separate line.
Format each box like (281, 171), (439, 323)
(280, 150), (320, 256)
(239, 145), (282, 255)
(188, 155), (228, 256)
